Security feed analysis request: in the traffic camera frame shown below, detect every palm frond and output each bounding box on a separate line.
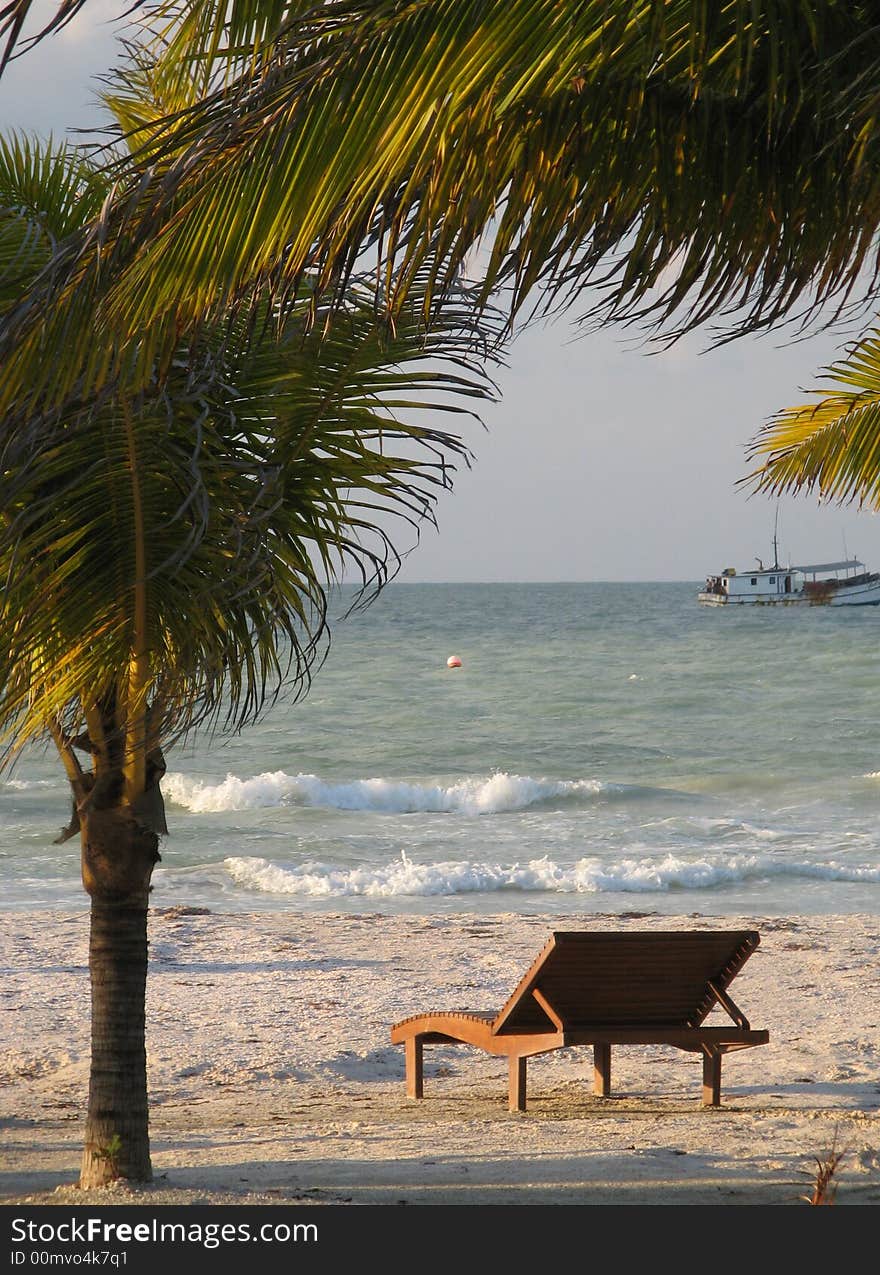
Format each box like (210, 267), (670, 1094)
(0, 133), (108, 311)
(0, 0), (90, 70)
(6, 3), (880, 420)
(0, 266), (500, 767)
(143, 1), (309, 99)
(747, 329), (880, 509)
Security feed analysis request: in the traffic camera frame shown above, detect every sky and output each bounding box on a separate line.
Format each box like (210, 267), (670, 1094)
(3, 2), (880, 583)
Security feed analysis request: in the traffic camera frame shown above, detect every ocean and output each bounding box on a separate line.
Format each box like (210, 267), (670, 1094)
(4, 581), (880, 916)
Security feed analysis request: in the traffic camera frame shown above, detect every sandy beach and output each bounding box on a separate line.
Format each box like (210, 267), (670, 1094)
(1, 907), (879, 1206)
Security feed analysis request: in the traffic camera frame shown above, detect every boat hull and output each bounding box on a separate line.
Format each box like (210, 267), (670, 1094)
(698, 579), (880, 607)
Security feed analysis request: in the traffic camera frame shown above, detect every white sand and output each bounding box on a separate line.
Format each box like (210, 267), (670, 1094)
(1, 908), (879, 1206)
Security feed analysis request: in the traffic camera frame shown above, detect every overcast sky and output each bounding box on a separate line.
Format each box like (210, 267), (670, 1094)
(3, 2), (879, 582)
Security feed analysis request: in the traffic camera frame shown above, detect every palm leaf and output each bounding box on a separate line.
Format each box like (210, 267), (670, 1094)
(747, 331), (880, 510)
(5, 3), (880, 421)
(0, 252), (500, 768)
(0, 133), (108, 311)
(0, 0), (89, 69)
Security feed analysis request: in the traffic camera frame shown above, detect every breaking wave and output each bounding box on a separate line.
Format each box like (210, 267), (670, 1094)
(222, 851), (880, 899)
(164, 770), (632, 816)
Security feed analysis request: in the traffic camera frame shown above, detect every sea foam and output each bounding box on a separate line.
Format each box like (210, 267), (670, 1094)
(165, 770), (612, 815)
(221, 851), (880, 898)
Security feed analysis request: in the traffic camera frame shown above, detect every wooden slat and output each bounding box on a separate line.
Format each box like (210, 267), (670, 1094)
(494, 931), (760, 1033)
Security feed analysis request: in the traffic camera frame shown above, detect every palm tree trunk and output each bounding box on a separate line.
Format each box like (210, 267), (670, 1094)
(79, 805), (159, 1187)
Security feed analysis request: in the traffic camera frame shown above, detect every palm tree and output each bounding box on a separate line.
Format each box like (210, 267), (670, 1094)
(1, 124), (498, 1184)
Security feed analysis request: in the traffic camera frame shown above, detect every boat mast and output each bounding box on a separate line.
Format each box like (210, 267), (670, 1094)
(772, 506), (780, 570)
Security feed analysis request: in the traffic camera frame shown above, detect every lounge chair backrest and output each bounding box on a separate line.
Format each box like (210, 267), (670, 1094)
(491, 930), (760, 1034)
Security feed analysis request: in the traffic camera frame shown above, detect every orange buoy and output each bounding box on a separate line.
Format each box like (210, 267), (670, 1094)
(447, 655), (462, 668)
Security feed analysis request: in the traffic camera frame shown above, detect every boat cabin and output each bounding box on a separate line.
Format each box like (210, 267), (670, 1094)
(704, 566), (797, 601)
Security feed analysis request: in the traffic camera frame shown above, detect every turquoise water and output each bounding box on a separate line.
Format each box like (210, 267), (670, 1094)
(4, 582), (880, 915)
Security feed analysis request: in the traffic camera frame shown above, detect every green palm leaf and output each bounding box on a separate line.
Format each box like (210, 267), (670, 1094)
(0, 133), (108, 310)
(748, 331), (880, 509)
(0, 270), (498, 769)
(5, 3), (880, 420)
(0, 135), (501, 778)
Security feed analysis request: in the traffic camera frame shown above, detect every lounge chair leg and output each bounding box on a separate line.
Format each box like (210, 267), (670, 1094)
(593, 1043), (611, 1096)
(405, 1036), (423, 1099)
(701, 1048), (721, 1107)
(509, 1055), (527, 1112)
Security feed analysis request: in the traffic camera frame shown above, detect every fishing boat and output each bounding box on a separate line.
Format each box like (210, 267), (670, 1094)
(700, 515), (880, 605)
(699, 557), (880, 606)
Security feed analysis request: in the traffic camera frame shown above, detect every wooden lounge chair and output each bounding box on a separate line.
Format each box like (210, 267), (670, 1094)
(391, 929), (769, 1111)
